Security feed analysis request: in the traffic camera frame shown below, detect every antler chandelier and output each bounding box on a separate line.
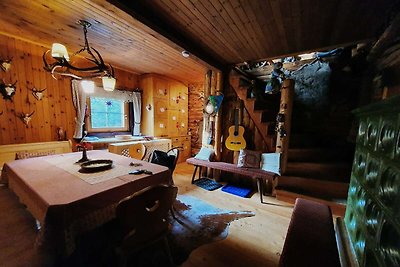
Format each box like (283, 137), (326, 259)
(43, 20), (116, 91)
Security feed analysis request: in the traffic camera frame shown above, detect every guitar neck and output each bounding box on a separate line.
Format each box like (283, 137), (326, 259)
(234, 109), (239, 134)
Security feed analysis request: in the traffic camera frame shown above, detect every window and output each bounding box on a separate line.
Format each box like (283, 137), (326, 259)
(86, 97), (129, 132)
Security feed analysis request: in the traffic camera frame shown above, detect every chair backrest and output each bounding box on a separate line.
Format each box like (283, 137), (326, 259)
(166, 147), (180, 174)
(129, 143), (147, 160)
(116, 184), (178, 246)
(149, 147), (181, 174)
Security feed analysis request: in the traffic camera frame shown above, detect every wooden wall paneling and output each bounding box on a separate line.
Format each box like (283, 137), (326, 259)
(0, 35), (15, 144)
(33, 44), (52, 141)
(23, 40), (39, 142)
(0, 33), (143, 145)
(17, 40), (35, 142)
(6, 36), (25, 143)
(188, 82), (204, 156)
(0, 35), (7, 144)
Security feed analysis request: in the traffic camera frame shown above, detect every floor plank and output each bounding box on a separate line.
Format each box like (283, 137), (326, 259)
(173, 163), (293, 267)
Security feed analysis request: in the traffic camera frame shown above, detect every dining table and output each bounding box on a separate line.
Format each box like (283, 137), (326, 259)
(0, 150), (171, 257)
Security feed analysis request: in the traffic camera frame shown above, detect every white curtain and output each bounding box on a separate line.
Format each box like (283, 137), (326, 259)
(91, 86), (135, 102)
(132, 91), (141, 135)
(71, 80), (87, 139)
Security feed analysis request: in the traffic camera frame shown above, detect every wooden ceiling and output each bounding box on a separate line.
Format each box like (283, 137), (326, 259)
(0, 0), (210, 83)
(0, 0), (398, 83)
(116, 0), (399, 66)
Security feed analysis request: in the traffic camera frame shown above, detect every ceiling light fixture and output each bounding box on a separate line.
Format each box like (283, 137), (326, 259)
(181, 50), (190, 58)
(43, 20), (116, 91)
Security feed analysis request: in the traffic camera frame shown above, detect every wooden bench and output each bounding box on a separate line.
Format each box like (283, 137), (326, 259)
(186, 157), (277, 203)
(279, 198), (341, 267)
(0, 141), (72, 172)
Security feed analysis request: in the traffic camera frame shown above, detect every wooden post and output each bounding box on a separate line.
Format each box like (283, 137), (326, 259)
(275, 79), (294, 174)
(214, 71), (223, 161)
(202, 70), (212, 178)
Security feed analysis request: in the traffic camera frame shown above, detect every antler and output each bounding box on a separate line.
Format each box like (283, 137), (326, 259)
(31, 87), (46, 93)
(28, 110), (35, 117)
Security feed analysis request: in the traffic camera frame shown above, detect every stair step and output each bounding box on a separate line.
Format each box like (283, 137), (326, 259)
(276, 176), (349, 199)
(275, 189), (347, 216)
(289, 134), (351, 148)
(285, 162), (351, 182)
(288, 147), (355, 162)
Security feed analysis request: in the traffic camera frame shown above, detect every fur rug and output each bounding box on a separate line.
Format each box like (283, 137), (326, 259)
(169, 195), (255, 265)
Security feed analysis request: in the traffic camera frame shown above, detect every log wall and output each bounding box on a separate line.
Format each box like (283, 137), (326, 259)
(188, 82), (204, 156)
(0, 34), (139, 145)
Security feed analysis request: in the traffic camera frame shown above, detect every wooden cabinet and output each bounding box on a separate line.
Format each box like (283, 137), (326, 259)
(140, 74), (189, 139)
(170, 135), (191, 163)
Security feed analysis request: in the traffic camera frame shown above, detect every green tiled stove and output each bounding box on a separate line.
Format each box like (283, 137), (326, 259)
(345, 96), (400, 267)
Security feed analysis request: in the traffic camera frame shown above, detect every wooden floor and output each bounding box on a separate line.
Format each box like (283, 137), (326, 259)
(173, 163), (293, 267)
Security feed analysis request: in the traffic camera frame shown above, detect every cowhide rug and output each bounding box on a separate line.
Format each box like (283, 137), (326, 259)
(169, 195), (255, 265)
(120, 195), (255, 266)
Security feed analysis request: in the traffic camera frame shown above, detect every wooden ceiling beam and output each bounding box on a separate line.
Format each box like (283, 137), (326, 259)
(107, 0), (227, 71)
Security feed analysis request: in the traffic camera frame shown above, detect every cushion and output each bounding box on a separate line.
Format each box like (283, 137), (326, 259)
(15, 150), (56, 160)
(237, 149), (261, 168)
(194, 147), (214, 161)
(150, 150), (175, 170)
(260, 153), (281, 175)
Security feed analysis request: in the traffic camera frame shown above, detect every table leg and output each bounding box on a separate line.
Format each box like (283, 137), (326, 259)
(256, 178), (264, 203)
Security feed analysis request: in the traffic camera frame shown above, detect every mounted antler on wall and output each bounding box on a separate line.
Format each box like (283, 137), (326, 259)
(0, 80), (17, 101)
(0, 57), (12, 72)
(18, 111), (35, 128)
(31, 87), (46, 101)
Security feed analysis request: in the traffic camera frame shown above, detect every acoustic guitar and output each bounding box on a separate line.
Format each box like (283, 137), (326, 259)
(225, 109), (246, 151)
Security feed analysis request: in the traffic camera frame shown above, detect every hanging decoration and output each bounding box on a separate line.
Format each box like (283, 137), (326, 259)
(31, 87), (46, 101)
(18, 111), (35, 127)
(0, 80), (17, 101)
(43, 20), (116, 91)
(265, 62), (285, 94)
(203, 93), (224, 116)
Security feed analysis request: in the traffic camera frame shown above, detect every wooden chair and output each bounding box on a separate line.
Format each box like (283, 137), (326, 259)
(149, 147), (181, 179)
(128, 143), (147, 160)
(149, 147), (183, 224)
(114, 184), (178, 267)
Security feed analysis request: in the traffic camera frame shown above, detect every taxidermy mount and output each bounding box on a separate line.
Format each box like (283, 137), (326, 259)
(0, 80), (17, 101)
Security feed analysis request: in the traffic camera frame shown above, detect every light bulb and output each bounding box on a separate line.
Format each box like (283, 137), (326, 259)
(102, 76), (116, 91)
(51, 43), (69, 61)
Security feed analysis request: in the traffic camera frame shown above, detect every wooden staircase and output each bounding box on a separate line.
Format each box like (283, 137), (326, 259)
(274, 140), (354, 216)
(229, 74), (279, 151)
(229, 71), (353, 216)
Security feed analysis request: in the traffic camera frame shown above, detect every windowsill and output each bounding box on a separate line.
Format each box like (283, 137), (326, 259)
(83, 136), (145, 144)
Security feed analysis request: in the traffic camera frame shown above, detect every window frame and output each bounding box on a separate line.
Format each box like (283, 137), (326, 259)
(85, 96), (130, 133)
